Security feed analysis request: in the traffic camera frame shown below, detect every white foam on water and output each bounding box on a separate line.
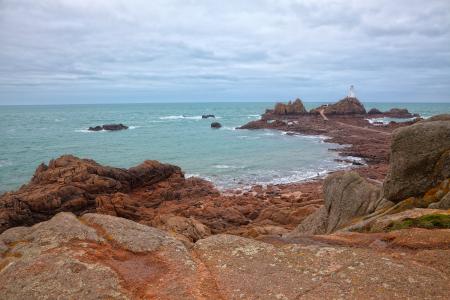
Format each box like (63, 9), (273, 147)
(159, 115), (207, 120)
(366, 117), (417, 125)
(75, 129), (107, 133)
(213, 164), (245, 169)
(222, 126), (236, 131)
(0, 160), (12, 168)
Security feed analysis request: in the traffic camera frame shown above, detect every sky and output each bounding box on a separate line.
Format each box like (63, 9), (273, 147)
(0, 0), (449, 104)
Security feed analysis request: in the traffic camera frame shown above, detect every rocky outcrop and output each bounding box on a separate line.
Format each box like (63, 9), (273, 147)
(0, 155), (213, 233)
(311, 97), (366, 115)
(287, 172), (391, 236)
(367, 108), (418, 118)
(0, 155), (326, 241)
(2, 213), (449, 299)
(270, 98), (307, 115)
(383, 116), (450, 203)
(88, 124), (128, 131)
(210, 122), (222, 128)
(384, 108), (417, 118)
(202, 114), (215, 119)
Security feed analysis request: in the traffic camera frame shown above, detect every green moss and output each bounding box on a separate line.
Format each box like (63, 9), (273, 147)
(388, 214), (450, 231)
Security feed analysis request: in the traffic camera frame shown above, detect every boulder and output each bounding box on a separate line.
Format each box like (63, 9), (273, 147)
(311, 97), (366, 115)
(287, 171), (390, 235)
(273, 98), (307, 115)
(88, 124), (128, 131)
(202, 114), (215, 119)
(210, 122), (222, 128)
(383, 117), (450, 202)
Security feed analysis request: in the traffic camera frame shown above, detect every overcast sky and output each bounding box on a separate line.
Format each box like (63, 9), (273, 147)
(0, 0), (449, 104)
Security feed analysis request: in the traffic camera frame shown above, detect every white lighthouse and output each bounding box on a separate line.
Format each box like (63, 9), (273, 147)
(348, 85), (356, 98)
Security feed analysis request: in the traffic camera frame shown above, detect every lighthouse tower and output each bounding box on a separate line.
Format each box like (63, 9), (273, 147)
(348, 85), (356, 98)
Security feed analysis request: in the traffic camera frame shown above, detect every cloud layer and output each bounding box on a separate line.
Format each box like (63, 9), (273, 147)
(1, 0), (449, 104)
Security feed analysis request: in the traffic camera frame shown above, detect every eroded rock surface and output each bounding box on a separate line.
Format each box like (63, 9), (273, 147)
(1, 213), (449, 299)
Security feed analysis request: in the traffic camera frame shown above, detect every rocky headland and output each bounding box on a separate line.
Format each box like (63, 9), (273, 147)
(0, 100), (449, 298)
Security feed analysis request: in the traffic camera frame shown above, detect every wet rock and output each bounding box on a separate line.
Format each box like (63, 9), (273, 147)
(383, 117), (450, 202)
(211, 122), (222, 128)
(88, 124), (128, 131)
(202, 114), (215, 119)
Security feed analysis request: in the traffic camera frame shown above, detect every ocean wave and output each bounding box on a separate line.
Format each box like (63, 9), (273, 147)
(366, 117), (416, 125)
(159, 115), (202, 120)
(129, 126), (140, 129)
(237, 135), (260, 140)
(222, 126), (236, 131)
(213, 164), (245, 169)
(75, 129), (101, 133)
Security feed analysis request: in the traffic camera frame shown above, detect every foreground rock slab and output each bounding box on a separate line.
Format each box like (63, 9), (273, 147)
(1, 213), (449, 299)
(0, 213), (219, 299)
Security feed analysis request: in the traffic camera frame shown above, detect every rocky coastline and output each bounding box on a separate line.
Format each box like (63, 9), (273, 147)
(0, 100), (449, 298)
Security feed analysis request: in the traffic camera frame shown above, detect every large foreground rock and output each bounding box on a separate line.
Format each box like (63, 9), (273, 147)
(0, 213), (219, 299)
(288, 172), (390, 235)
(1, 213), (449, 299)
(383, 117), (450, 202)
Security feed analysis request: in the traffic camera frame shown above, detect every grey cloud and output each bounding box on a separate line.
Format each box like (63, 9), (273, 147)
(0, 0), (449, 104)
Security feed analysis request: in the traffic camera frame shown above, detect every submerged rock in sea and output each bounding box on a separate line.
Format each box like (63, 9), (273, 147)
(202, 114), (215, 119)
(211, 122), (222, 128)
(88, 123), (128, 131)
(383, 115), (450, 203)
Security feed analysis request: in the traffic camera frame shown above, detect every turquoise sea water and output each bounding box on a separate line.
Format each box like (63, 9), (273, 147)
(0, 102), (449, 193)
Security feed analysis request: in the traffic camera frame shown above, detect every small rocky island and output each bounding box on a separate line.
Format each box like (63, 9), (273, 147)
(88, 123), (128, 131)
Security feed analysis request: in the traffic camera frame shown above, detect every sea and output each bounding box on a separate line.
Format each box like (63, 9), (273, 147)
(0, 102), (449, 193)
